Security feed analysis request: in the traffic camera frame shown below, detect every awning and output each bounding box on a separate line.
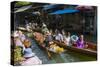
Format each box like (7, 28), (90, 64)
(43, 4), (61, 10)
(49, 9), (79, 15)
(14, 5), (32, 13)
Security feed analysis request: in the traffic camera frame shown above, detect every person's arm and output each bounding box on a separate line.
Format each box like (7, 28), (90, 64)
(84, 41), (88, 48)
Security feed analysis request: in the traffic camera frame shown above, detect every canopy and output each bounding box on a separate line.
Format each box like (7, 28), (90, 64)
(14, 5), (32, 13)
(49, 9), (79, 15)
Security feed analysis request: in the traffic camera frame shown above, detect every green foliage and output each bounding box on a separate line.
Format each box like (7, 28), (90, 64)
(16, 1), (31, 6)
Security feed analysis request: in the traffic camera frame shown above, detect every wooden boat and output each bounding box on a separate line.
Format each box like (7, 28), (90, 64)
(35, 40), (60, 59)
(33, 32), (59, 59)
(54, 41), (97, 57)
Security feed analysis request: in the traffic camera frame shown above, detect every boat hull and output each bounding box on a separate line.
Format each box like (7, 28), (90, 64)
(54, 41), (97, 57)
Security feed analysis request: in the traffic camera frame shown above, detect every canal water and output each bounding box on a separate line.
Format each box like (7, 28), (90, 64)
(27, 33), (97, 64)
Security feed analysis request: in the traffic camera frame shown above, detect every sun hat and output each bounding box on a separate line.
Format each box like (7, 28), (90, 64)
(71, 35), (79, 42)
(24, 48), (35, 58)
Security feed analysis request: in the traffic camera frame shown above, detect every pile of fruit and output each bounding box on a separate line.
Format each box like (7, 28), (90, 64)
(13, 46), (24, 65)
(49, 43), (64, 54)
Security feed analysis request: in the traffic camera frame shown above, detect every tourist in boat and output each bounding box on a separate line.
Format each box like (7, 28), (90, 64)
(70, 34), (79, 46)
(76, 35), (85, 48)
(20, 39), (42, 65)
(55, 30), (64, 43)
(63, 32), (72, 46)
(21, 48), (42, 65)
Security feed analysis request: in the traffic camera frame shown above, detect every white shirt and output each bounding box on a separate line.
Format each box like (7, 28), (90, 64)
(55, 33), (63, 42)
(65, 36), (71, 46)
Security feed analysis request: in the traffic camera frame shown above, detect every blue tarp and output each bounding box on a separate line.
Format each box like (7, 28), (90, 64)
(49, 9), (79, 15)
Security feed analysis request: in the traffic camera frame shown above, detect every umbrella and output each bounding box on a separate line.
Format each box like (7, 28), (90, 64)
(75, 5), (93, 11)
(49, 9), (79, 15)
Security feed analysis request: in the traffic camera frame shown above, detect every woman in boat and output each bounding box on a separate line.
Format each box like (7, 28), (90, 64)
(20, 39), (42, 65)
(76, 35), (85, 48)
(70, 34), (79, 46)
(55, 30), (64, 43)
(21, 48), (42, 65)
(63, 32), (72, 46)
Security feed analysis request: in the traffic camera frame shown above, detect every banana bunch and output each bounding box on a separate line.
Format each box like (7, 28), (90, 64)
(14, 46), (23, 64)
(55, 46), (64, 54)
(50, 43), (64, 53)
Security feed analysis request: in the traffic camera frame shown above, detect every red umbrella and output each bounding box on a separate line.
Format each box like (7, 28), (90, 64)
(75, 5), (93, 11)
